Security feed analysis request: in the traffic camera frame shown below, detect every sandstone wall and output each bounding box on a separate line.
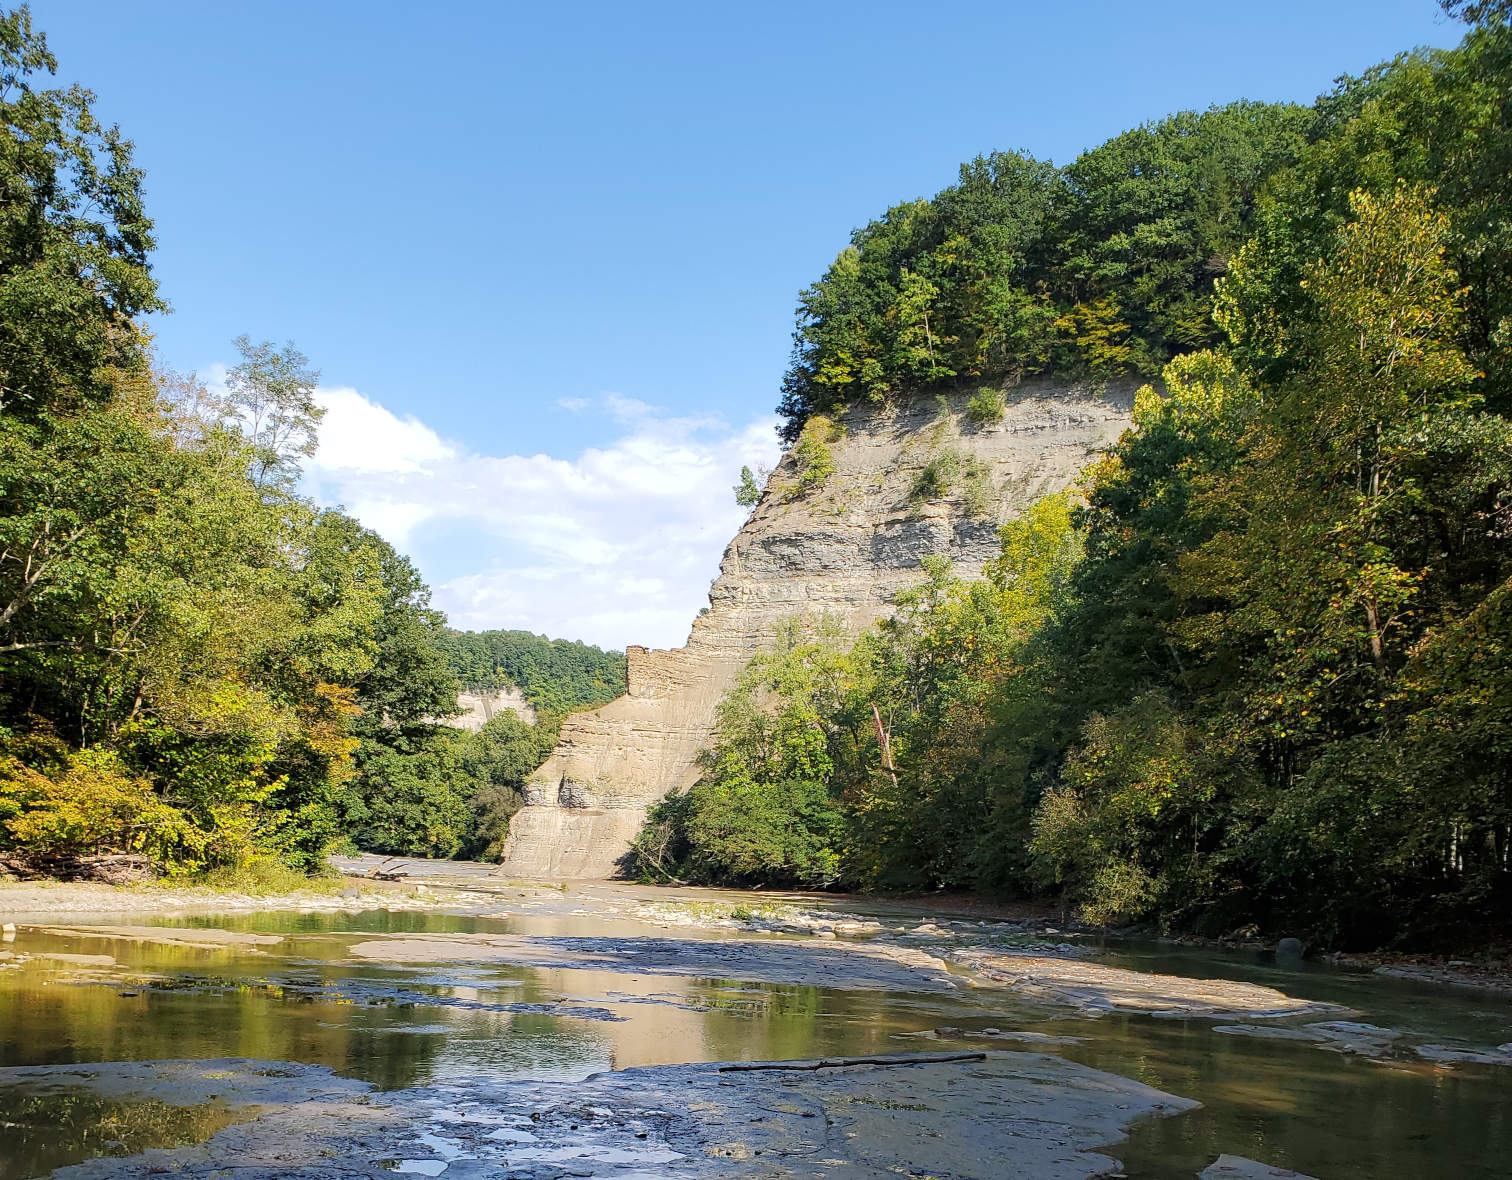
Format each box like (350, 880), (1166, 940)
(500, 381), (1134, 878)
(446, 687), (538, 732)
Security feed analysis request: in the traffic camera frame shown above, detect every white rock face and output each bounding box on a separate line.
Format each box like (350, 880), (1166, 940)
(446, 687), (537, 731)
(501, 381), (1134, 878)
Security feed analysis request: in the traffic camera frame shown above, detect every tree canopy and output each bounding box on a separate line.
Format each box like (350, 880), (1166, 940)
(0, 4), (624, 876)
(776, 102), (1311, 439)
(641, 9), (1512, 950)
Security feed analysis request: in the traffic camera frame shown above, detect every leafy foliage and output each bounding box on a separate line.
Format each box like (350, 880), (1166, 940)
(0, 6), (160, 421)
(733, 465), (762, 507)
(908, 448), (991, 515)
(0, 3), (620, 877)
(631, 628), (852, 888)
(786, 415), (839, 496)
(777, 103), (1310, 438)
(433, 629), (624, 716)
(649, 14), (1512, 950)
(965, 387), (1006, 424)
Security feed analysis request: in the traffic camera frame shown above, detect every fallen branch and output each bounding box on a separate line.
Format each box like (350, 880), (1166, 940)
(718, 1052), (986, 1073)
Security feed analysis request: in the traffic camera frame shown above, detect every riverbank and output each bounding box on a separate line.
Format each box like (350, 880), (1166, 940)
(0, 875), (480, 920)
(5, 853), (1511, 999)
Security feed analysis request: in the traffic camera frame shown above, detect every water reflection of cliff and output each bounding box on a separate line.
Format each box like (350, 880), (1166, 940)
(1, 921), (939, 1101)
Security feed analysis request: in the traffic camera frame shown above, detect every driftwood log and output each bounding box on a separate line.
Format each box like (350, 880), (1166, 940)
(718, 1052), (987, 1073)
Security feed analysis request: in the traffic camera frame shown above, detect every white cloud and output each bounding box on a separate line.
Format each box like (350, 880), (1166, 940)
(313, 387), (455, 473)
(303, 391), (781, 651)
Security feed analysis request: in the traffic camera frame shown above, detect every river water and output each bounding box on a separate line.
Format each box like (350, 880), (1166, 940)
(1, 889), (1510, 1179)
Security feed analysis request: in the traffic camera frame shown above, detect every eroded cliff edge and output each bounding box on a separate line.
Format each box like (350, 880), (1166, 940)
(500, 381), (1134, 878)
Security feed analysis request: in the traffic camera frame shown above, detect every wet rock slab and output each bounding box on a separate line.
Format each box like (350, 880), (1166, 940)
(949, 949), (1346, 1019)
(29, 924), (285, 949)
(347, 932), (961, 991)
(22, 1051), (1198, 1179)
(119, 972), (628, 1021)
(1199, 1155), (1318, 1179)
(1413, 1042), (1512, 1067)
(1213, 1021), (1512, 1067)
(1213, 1021), (1401, 1056)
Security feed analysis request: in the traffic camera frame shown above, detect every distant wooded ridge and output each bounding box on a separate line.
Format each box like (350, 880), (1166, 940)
(434, 629), (626, 715)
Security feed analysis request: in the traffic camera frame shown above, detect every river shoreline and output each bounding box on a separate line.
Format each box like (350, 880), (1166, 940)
(2, 856), (1510, 998)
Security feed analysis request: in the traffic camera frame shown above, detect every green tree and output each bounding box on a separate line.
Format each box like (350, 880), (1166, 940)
(634, 628), (854, 888)
(225, 337), (324, 490)
(0, 5), (160, 420)
(733, 465), (762, 507)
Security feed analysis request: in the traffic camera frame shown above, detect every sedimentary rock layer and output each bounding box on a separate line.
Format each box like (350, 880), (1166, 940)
(447, 686), (537, 731)
(34, 1051), (1198, 1179)
(502, 381), (1134, 878)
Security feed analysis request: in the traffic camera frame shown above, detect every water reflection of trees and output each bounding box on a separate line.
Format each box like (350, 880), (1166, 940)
(0, 1086), (247, 1180)
(0, 955), (445, 1092)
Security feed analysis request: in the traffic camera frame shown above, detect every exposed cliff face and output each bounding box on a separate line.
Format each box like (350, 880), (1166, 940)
(446, 687), (538, 732)
(501, 381), (1134, 878)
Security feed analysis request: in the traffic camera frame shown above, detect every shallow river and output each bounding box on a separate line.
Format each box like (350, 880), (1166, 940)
(1, 883), (1510, 1179)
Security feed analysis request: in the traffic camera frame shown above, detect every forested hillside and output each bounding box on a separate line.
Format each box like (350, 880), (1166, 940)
(0, 5), (616, 875)
(637, 1), (1512, 950)
(777, 103), (1310, 439)
(435, 630), (625, 715)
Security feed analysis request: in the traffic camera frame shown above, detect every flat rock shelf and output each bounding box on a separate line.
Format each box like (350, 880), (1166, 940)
(13, 1052), (1197, 1180)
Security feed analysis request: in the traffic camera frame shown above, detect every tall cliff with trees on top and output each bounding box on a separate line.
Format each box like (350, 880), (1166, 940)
(517, 3), (1512, 954)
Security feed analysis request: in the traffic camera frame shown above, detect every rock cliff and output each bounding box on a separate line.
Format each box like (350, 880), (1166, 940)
(446, 687), (538, 732)
(500, 381), (1134, 878)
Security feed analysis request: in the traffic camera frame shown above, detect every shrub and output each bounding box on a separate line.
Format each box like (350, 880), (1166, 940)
(733, 465), (763, 507)
(629, 637), (853, 888)
(966, 387), (1006, 423)
(789, 416), (839, 495)
(0, 747), (204, 871)
(1031, 693), (1228, 927)
(909, 448), (991, 515)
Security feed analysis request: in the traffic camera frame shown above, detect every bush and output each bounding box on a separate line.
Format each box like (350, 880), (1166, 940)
(909, 448), (991, 515)
(341, 727), (477, 858)
(789, 416), (839, 495)
(733, 465), (763, 507)
(0, 746), (204, 872)
(1031, 693), (1231, 927)
(629, 637), (852, 888)
(966, 387), (1006, 424)
(197, 856), (337, 895)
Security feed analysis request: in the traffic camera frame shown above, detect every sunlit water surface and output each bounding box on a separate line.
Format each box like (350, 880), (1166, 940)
(1, 902), (1510, 1179)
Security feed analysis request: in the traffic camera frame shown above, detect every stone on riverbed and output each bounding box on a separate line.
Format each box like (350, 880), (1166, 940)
(1200, 1154), (1318, 1179)
(346, 931), (961, 991)
(1414, 1043), (1512, 1067)
(897, 1026), (1087, 1045)
(29, 1051), (1199, 1179)
(1212, 1019), (1401, 1058)
(30, 925), (284, 949)
(1215, 1021), (1512, 1066)
(24, 951), (116, 967)
(949, 949), (1346, 1019)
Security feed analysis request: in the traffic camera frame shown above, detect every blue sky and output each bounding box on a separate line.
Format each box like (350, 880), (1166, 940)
(33, 1), (1465, 648)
